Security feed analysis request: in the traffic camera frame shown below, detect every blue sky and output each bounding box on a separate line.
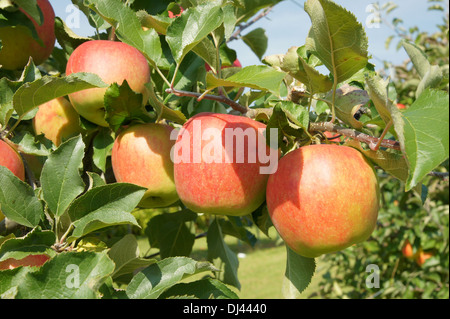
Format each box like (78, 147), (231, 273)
(49, 0), (447, 71)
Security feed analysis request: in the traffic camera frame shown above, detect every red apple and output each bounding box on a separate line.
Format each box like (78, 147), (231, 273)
(415, 248), (433, 266)
(0, 139), (25, 220)
(111, 123), (179, 208)
(66, 40), (151, 127)
(401, 239), (415, 259)
(397, 103), (407, 110)
(0, 254), (50, 270)
(266, 144), (380, 258)
(0, 0), (55, 70)
(173, 112), (277, 216)
(33, 97), (82, 146)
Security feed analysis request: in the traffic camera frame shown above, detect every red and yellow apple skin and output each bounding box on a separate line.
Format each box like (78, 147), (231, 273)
(173, 112), (272, 216)
(111, 123), (179, 208)
(33, 97), (82, 146)
(66, 40), (151, 127)
(415, 248), (433, 266)
(266, 144), (380, 258)
(0, 139), (26, 220)
(402, 239), (415, 259)
(0, 254), (50, 270)
(0, 0), (55, 70)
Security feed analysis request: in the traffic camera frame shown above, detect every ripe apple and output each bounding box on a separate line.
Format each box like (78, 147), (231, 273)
(0, 0), (55, 70)
(401, 239), (415, 259)
(0, 139), (25, 220)
(0, 254), (50, 270)
(66, 40), (151, 127)
(33, 97), (82, 146)
(111, 123), (179, 208)
(266, 144), (380, 258)
(397, 103), (407, 110)
(173, 112), (275, 216)
(415, 248), (433, 266)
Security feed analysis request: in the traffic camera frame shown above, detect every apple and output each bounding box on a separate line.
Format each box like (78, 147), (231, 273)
(33, 97), (82, 146)
(401, 239), (415, 259)
(0, 139), (25, 220)
(397, 103), (407, 110)
(415, 248), (433, 266)
(173, 112), (276, 216)
(66, 40), (151, 127)
(0, 0), (55, 70)
(111, 123), (179, 208)
(266, 144), (380, 258)
(0, 140), (25, 181)
(0, 254), (50, 270)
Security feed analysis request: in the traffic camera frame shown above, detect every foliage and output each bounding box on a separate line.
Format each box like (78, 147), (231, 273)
(0, 0), (448, 299)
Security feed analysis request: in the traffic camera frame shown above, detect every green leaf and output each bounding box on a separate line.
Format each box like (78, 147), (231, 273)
(346, 140), (409, 183)
(266, 101), (309, 148)
(161, 278), (239, 299)
(85, 0), (163, 67)
(207, 218), (240, 290)
(399, 89), (449, 190)
(103, 81), (149, 132)
(92, 128), (114, 173)
(13, 73), (108, 118)
(206, 65), (286, 96)
(401, 40), (443, 97)
(13, 0), (41, 25)
(324, 84), (370, 129)
(126, 257), (217, 299)
(0, 60), (42, 126)
(241, 27), (268, 60)
(0, 166), (43, 228)
(0, 227), (55, 262)
(67, 183), (146, 242)
(54, 17), (91, 55)
(10, 251), (115, 299)
(166, 0), (223, 63)
(108, 234), (156, 279)
(145, 82), (187, 124)
(283, 246), (316, 299)
(146, 210), (197, 259)
(40, 135), (85, 217)
(365, 73), (397, 126)
(304, 0), (369, 83)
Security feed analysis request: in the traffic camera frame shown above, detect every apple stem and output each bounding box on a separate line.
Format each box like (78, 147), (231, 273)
(108, 26), (116, 41)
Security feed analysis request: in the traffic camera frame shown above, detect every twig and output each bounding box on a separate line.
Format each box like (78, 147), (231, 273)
(165, 88), (250, 114)
(309, 121), (401, 151)
(227, 7), (274, 42)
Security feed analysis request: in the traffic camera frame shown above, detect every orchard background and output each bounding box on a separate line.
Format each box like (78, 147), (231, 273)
(0, 0), (448, 299)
